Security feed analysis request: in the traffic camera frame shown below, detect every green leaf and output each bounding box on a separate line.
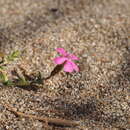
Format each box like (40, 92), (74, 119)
(6, 50), (20, 62)
(0, 72), (8, 83)
(16, 78), (30, 86)
(3, 80), (14, 86)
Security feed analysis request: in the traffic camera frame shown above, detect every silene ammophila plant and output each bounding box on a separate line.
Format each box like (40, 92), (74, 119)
(0, 48), (79, 90)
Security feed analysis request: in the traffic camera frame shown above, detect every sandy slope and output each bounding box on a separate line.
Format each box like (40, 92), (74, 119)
(0, 0), (130, 129)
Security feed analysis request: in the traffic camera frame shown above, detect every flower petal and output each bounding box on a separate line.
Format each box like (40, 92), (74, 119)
(53, 57), (67, 64)
(69, 60), (79, 72)
(56, 48), (67, 56)
(63, 61), (74, 72)
(68, 54), (79, 60)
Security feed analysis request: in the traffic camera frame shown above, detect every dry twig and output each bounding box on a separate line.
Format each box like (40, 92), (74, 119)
(2, 103), (79, 127)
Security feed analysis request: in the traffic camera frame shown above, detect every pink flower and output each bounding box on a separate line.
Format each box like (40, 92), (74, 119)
(53, 48), (79, 73)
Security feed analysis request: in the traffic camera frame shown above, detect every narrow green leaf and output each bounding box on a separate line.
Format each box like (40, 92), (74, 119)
(0, 72), (8, 83)
(4, 80), (14, 86)
(16, 78), (30, 86)
(6, 50), (20, 61)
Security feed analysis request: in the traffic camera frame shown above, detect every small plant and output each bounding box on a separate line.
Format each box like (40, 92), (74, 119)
(0, 48), (80, 88)
(0, 51), (43, 89)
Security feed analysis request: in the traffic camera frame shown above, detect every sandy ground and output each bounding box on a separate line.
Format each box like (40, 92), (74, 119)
(0, 0), (130, 129)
